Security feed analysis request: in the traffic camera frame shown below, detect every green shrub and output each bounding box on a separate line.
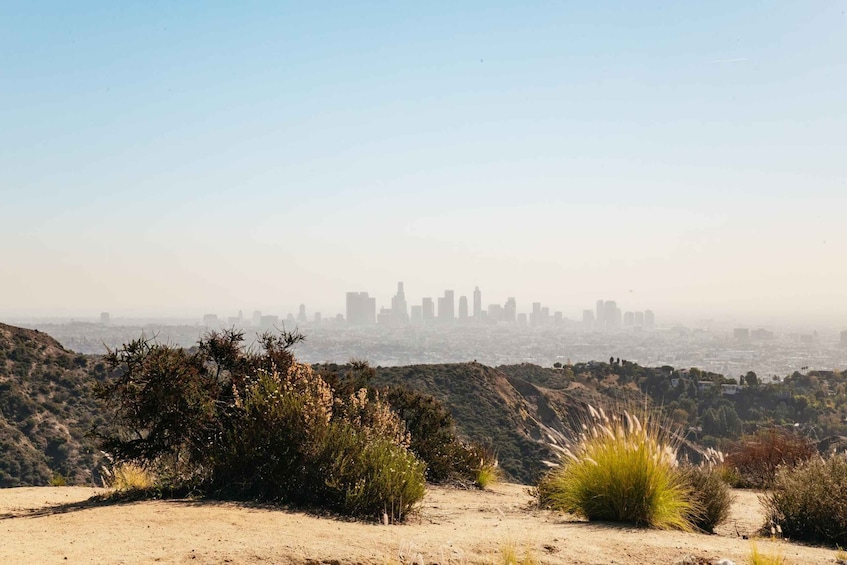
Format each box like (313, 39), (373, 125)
(679, 464), (735, 533)
(322, 365), (498, 487)
(761, 454), (847, 547)
(725, 428), (816, 489)
(96, 332), (426, 521)
(537, 406), (697, 530)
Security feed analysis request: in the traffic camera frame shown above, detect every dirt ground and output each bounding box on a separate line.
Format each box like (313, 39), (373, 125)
(0, 483), (838, 564)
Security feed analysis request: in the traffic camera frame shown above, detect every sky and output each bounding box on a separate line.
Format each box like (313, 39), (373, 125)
(1, 2), (846, 327)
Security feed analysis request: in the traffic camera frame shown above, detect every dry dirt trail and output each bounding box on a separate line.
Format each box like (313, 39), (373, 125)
(0, 483), (837, 564)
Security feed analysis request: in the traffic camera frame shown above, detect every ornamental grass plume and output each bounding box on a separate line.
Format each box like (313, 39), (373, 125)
(537, 404), (699, 530)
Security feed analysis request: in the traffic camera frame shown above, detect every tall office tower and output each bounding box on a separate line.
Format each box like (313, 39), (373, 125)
(252, 310), (262, 327)
(604, 300), (618, 330)
(99, 312), (110, 325)
(623, 311), (634, 327)
(634, 311), (644, 326)
(297, 304), (307, 322)
(644, 309), (655, 328)
(487, 303), (504, 322)
(582, 309), (595, 329)
(458, 296), (468, 321)
(473, 286), (482, 319)
(422, 297), (435, 321)
(410, 305), (423, 323)
(531, 302), (542, 326)
(390, 282), (409, 324)
(541, 306), (550, 324)
(438, 290), (455, 321)
(346, 292), (376, 325)
(596, 300), (605, 330)
(314, 312), (321, 324)
(504, 297), (516, 322)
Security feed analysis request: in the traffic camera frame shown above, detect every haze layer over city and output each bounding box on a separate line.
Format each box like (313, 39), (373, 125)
(2, 3), (845, 372)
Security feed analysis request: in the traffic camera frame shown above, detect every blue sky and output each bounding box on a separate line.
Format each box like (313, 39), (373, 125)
(1, 2), (846, 325)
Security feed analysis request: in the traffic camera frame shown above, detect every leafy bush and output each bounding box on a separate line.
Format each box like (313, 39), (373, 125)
(537, 405), (697, 530)
(95, 332), (426, 521)
(321, 364), (499, 487)
(725, 427), (816, 489)
(761, 454), (847, 547)
(679, 464), (734, 533)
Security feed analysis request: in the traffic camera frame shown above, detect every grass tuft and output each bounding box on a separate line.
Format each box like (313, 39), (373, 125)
(538, 405), (698, 530)
(498, 539), (538, 565)
(749, 541), (786, 565)
(102, 462), (155, 492)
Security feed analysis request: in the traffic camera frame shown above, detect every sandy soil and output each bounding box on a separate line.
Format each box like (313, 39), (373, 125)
(0, 484), (837, 564)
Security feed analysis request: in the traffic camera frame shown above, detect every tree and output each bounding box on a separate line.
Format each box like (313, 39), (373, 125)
(744, 371), (759, 387)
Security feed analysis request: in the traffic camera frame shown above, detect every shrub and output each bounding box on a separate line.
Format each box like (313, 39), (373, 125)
(679, 464), (735, 533)
(761, 454), (847, 547)
(224, 365), (425, 520)
(323, 365), (499, 487)
(537, 405), (697, 530)
(96, 334), (426, 521)
(725, 428), (816, 489)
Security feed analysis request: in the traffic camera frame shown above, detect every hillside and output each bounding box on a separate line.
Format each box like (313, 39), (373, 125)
(2, 323), (846, 488)
(0, 323), (104, 486)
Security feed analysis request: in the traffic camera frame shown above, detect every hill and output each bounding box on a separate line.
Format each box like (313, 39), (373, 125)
(0, 323), (104, 486)
(2, 323), (846, 488)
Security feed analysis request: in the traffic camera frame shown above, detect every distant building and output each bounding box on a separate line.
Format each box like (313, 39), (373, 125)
(314, 312), (321, 324)
(99, 312), (110, 325)
(487, 303), (504, 323)
(437, 290), (454, 321)
(504, 297), (516, 323)
(410, 305), (423, 323)
(458, 296), (468, 321)
(203, 314), (219, 327)
(623, 311), (634, 327)
(644, 309), (655, 328)
(733, 328), (750, 342)
(604, 301), (618, 330)
(297, 304), (307, 322)
(422, 297), (435, 321)
(346, 292), (376, 326)
(751, 328), (774, 341)
(260, 314), (279, 328)
(390, 282), (409, 324)
(473, 287), (482, 320)
(596, 300), (604, 329)
(252, 310), (262, 327)
(634, 311), (644, 327)
(582, 309), (595, 329)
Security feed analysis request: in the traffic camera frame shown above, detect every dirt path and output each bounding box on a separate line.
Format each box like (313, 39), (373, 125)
(0, 484), (837, 564)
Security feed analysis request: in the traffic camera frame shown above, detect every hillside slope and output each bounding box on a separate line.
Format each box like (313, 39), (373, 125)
(0, 323), (103, 486)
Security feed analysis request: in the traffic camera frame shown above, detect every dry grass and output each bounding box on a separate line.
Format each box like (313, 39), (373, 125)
(538, 405), (697, 530)
(102, 462), (155, 492)
(749, 541), (786, 565)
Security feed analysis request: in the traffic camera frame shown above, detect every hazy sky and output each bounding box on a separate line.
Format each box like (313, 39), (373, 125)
(2, 2), (845, 325)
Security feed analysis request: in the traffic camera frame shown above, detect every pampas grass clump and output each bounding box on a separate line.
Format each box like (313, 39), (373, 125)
(538, 405), (697, 530)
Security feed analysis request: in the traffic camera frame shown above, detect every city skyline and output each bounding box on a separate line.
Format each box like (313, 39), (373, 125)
(2, 3), (846, 328)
